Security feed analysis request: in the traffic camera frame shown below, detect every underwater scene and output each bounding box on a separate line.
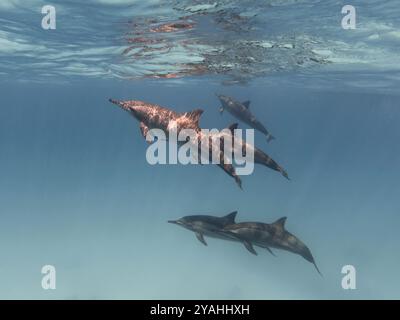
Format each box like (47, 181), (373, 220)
(0, 0), (399, 299)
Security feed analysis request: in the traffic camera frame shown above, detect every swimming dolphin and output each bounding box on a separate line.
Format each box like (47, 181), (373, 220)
(109, 98), (242, 188)
(168, 212), (276, 256)
(222, 123), (289, 180)
(217, 94), (275, 142)
(220, 217), (321, 275)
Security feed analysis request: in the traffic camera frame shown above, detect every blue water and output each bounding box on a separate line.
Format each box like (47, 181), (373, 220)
(0, 0), (399, 299)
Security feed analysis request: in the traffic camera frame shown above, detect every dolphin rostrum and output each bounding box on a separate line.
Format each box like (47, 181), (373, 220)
(109, 98), (242, 188)
(220, 217), (321, 275)
(217, 94), (275, 142)
(168, 212), (276, 256)
(168, 212), (239, 246)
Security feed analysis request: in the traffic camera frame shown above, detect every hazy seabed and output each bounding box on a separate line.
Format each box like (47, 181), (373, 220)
(0, 0), (399, 299)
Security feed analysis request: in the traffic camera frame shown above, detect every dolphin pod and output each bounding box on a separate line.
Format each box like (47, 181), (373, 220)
(109, 97), (321, 276)
(169, 212), (321, 275)
(108, 98), (289, 188)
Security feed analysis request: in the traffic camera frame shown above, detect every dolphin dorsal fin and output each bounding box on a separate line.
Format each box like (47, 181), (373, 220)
(223, 211), (237, 224)
(228, 123), (238, 134)
(186, 109), (204, 126)
(242, 101), (251, 109)
(272, 217), (287, 229)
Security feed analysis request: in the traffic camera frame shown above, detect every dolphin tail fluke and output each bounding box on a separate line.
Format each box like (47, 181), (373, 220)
(302, 247), (323, 276)
(281, 168), (290, 180)
(313, 261), (323, 277)
(256, 151), (290, 181)
(266, 134), (275, 143)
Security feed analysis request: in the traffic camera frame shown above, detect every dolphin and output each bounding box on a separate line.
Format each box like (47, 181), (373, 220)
(109, 98), (242, 188)
(168, 212), (276, 256)
(221, 123), (289, 180)
(217, 94), (275, 142)
(220, 217), (321, 275)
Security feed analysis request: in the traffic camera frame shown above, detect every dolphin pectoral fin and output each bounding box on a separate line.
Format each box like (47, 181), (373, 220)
(217, 163), (242, 189)
(265, 247), (276, 257)
(243, 241), (258, 256)
(235, 176), (242, 190)
(195, 232), (207, 246)
(219, 107), (224, 114)
(139, 122), (152, 143)
(233, 173), (242, 190)
(218, 156), (242, 189)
